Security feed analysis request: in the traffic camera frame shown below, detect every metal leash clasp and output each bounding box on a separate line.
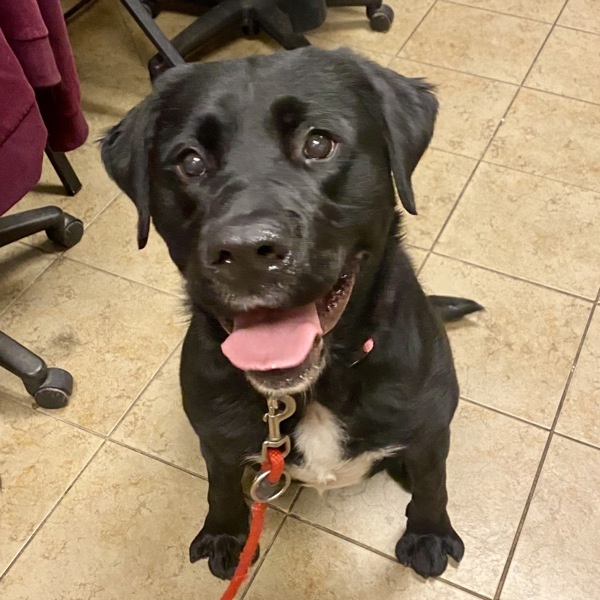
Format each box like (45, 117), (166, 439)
(261, 395), (296, 460)
(250, 395), (296, 503)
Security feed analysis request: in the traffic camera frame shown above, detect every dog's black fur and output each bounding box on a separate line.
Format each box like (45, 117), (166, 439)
(101, 47), (482, 582)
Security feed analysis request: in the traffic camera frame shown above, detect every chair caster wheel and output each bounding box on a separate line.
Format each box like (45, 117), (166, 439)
(46, 214), (83, 248)
(367, 4), (394, 32)
(33, 368), (73, 409)
(141, 0), (160, 18)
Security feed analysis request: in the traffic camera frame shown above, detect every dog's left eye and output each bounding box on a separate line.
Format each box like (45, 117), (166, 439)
(178, 150), (207, 178)
(303, 130), (336, 161)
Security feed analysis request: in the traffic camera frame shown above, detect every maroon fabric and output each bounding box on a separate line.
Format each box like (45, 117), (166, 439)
(0, 26), (47, 214)
(0, 0), (89, 152)
(32, 0), (89, 152)
(0, 0), (88, 211)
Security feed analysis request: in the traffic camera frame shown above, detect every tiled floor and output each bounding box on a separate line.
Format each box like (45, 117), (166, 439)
(1, 0), (599, 598)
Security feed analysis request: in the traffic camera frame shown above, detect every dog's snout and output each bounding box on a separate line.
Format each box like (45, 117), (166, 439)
(206, 227), (292, 279)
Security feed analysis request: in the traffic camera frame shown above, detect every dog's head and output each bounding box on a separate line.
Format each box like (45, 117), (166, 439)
(101, 47), (437, 395)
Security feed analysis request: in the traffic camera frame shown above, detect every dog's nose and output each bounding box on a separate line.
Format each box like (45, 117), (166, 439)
(206, 228), (292, 277)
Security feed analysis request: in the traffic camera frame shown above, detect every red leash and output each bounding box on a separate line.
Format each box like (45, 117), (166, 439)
(220, 448), (285, 600)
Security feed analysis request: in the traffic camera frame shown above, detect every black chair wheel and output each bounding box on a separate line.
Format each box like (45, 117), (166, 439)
(140, 0), (160, 18)
(46, 215), (84, 248)
(33, 368), (73, 409)
(367, 4), (394, 32)
(148, 54), (169, 81)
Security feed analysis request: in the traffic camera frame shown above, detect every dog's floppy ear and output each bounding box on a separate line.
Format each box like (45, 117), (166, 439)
(359, 59), (438, 215)
(100, 65), (191, 249)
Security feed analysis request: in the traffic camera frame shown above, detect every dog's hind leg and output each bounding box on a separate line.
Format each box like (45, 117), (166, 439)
(390, 428), (464, 578)
(427, 295), (484, 322)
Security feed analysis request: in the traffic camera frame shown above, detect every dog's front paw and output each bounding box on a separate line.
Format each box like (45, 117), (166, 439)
(395, 530), (464, 578)
(190, 528), (258, 580)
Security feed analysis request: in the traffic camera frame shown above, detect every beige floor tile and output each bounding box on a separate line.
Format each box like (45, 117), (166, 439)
(486, 88), (600, 191)
(0, 244), (55, 312)
(437, 163), (600, 299)
(501, 436), (600, 600)
(407, 245), (428, 270)
(0, 259), (184, 434)
(67, 195), (184, 295)
(113, 347), (302, 512)
(557, 310), (600, 447)
(66, 0), (143, 66)
(447, 0), (565, 22)
(419, 255), (591, 425)
(0, 401), (101, 575)
(310, 0), (435, 56)
(526, 26), (600, 105)
(559, 0), (600, 36)
(400, 2), (550, 84)
(404, 149), (476, 248)
(0, 442), (284, 600)
(246, 518), (475, 600)
(111, 347), (204, 476)
(390, 58), (517, 158)
(306, 36), (395, 66)
(292, 402), (546, 596)
(66, 0), (151, 137)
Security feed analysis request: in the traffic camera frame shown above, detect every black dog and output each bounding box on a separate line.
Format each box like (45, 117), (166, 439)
(101, 47), (482, 581)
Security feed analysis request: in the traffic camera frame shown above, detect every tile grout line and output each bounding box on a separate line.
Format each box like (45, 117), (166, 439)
(0, 439), (107, 583)
(106, 337), (185, 438)
(423, 0), (570, 269)
(239, 513), (290, 599)
(0, 187), (121, 318)
(477, 158), (600, 195)
(493, 286), (600, 599)
(459, 396), (552, 433)
(415, 158), (479, 275)
(393, 51), (600, 109)
(428, 249), (597, 303)
(521, 84), (600, 108)
(553, 430), (600, 454)
(0, 253), (59, 320)
(441, 0), (564, 25)
(554, 22), (600, 37)
(425, 143), (600, 197)
(61, 254), (188, 300)
(393, 0), (439, 58)
(282, 513), (492, 600)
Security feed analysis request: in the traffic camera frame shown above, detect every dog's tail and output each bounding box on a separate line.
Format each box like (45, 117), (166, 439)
(427, 295), (484, 322)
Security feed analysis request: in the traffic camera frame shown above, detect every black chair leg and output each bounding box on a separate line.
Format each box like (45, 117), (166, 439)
(120, 0), (186, 71)
(0, 207), (84, 249)
(45, 147), (82, 196)
(254, 4), (311, 49)
(0, 332), (73, 408)
(147, 0), (240, 79)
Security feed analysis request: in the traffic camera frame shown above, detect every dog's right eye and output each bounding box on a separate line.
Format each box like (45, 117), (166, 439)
(178, 150), (207, 178)
(303, 129), (337, 161)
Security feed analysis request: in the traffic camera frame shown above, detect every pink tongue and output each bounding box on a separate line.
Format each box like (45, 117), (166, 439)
(221, 303), (323, 371)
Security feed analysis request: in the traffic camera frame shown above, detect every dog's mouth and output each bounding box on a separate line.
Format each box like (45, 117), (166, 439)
(219, 260), (358, 392)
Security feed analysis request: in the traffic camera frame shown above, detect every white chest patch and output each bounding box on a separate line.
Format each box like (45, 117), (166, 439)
(287, 403), (402, 493)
